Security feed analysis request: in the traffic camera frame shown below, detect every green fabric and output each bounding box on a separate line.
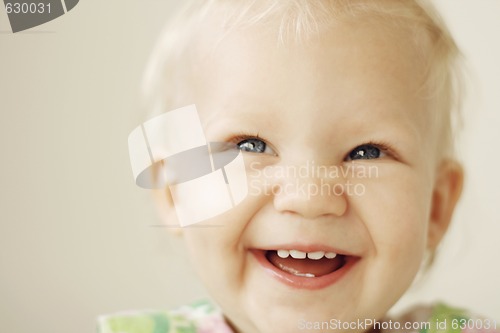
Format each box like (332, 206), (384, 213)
(428, 303), (467, 333)
(97, 299), (220, 333)
(419, 303), (467, 333)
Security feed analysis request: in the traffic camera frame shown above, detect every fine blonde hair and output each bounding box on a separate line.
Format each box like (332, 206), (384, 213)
(143, 0), (464, 158)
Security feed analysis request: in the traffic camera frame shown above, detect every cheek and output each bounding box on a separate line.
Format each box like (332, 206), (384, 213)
(182, 231), (212, 273)
(350, 164), (432, 261)
(179, 192), (265, 280)
(182, 229), (234, 295)
(183, 226), (236, 267)
(347, 165), (433, 309)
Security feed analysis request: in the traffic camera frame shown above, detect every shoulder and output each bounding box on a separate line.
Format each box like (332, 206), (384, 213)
(387, 303), (500, 333)
(97, 299), (234, 333)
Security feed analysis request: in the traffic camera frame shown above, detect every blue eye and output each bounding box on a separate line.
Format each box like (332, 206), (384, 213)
(237, 138), (268, 153)
(347, 144), (381, 160)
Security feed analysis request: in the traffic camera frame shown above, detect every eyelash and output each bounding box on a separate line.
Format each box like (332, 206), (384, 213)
(347, 141), (396, 161)
(229, 133), (269, 151)
(229, 133), (263, 144)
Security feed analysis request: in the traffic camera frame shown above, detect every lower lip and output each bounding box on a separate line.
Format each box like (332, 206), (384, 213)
(251, 250), (358, 290)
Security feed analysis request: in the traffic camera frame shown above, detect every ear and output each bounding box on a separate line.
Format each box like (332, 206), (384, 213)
(427, 159), (464, 250)
(152, 187), (183, 236)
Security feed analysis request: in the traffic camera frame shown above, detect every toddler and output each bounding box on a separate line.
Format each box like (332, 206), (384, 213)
(99, 0), (498, 332)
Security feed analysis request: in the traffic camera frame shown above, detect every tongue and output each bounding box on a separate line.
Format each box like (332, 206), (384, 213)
(266, 251), (345, 277)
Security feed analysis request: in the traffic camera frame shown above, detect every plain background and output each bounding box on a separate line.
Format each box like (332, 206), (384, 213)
(0, 1), (499, 332)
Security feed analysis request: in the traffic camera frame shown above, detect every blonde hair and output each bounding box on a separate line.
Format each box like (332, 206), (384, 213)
(143, 0), (464, 158)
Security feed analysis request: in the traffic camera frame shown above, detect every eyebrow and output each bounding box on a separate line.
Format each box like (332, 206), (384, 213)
(202, 104), (277, 131)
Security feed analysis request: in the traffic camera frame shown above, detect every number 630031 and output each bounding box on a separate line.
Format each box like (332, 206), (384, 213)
(5, 2), (51, 14)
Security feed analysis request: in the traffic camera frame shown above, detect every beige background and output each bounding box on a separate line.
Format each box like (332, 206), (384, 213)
(0, 1), (498, 332)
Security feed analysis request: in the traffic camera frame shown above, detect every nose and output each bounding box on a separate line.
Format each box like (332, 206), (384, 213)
(272, 163), (348, 219)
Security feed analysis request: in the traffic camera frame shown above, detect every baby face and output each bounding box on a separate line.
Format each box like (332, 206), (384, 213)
(171, 17), (446, 333)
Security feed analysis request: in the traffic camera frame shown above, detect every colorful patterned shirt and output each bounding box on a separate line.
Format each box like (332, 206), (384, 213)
(97, 300), (499, 333)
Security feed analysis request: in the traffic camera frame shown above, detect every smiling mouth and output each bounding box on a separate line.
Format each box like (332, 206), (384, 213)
(265, 250), (347, 278)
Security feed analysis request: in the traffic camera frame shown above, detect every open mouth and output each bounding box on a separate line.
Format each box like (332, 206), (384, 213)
(265, 250), (346, 278)
(252, 248), (357, 289)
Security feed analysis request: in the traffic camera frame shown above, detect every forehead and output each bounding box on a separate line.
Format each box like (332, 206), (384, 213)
(194, 15), (431, 127)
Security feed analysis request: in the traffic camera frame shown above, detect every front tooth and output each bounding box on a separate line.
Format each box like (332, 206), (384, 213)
(307, 251), (325, 260)
(325, 252), (337, 259)
(277, 250), (290, 258)
(289, 250), (307, 259)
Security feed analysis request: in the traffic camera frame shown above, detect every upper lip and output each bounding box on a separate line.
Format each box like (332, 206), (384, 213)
(253, 243), (358, 257)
